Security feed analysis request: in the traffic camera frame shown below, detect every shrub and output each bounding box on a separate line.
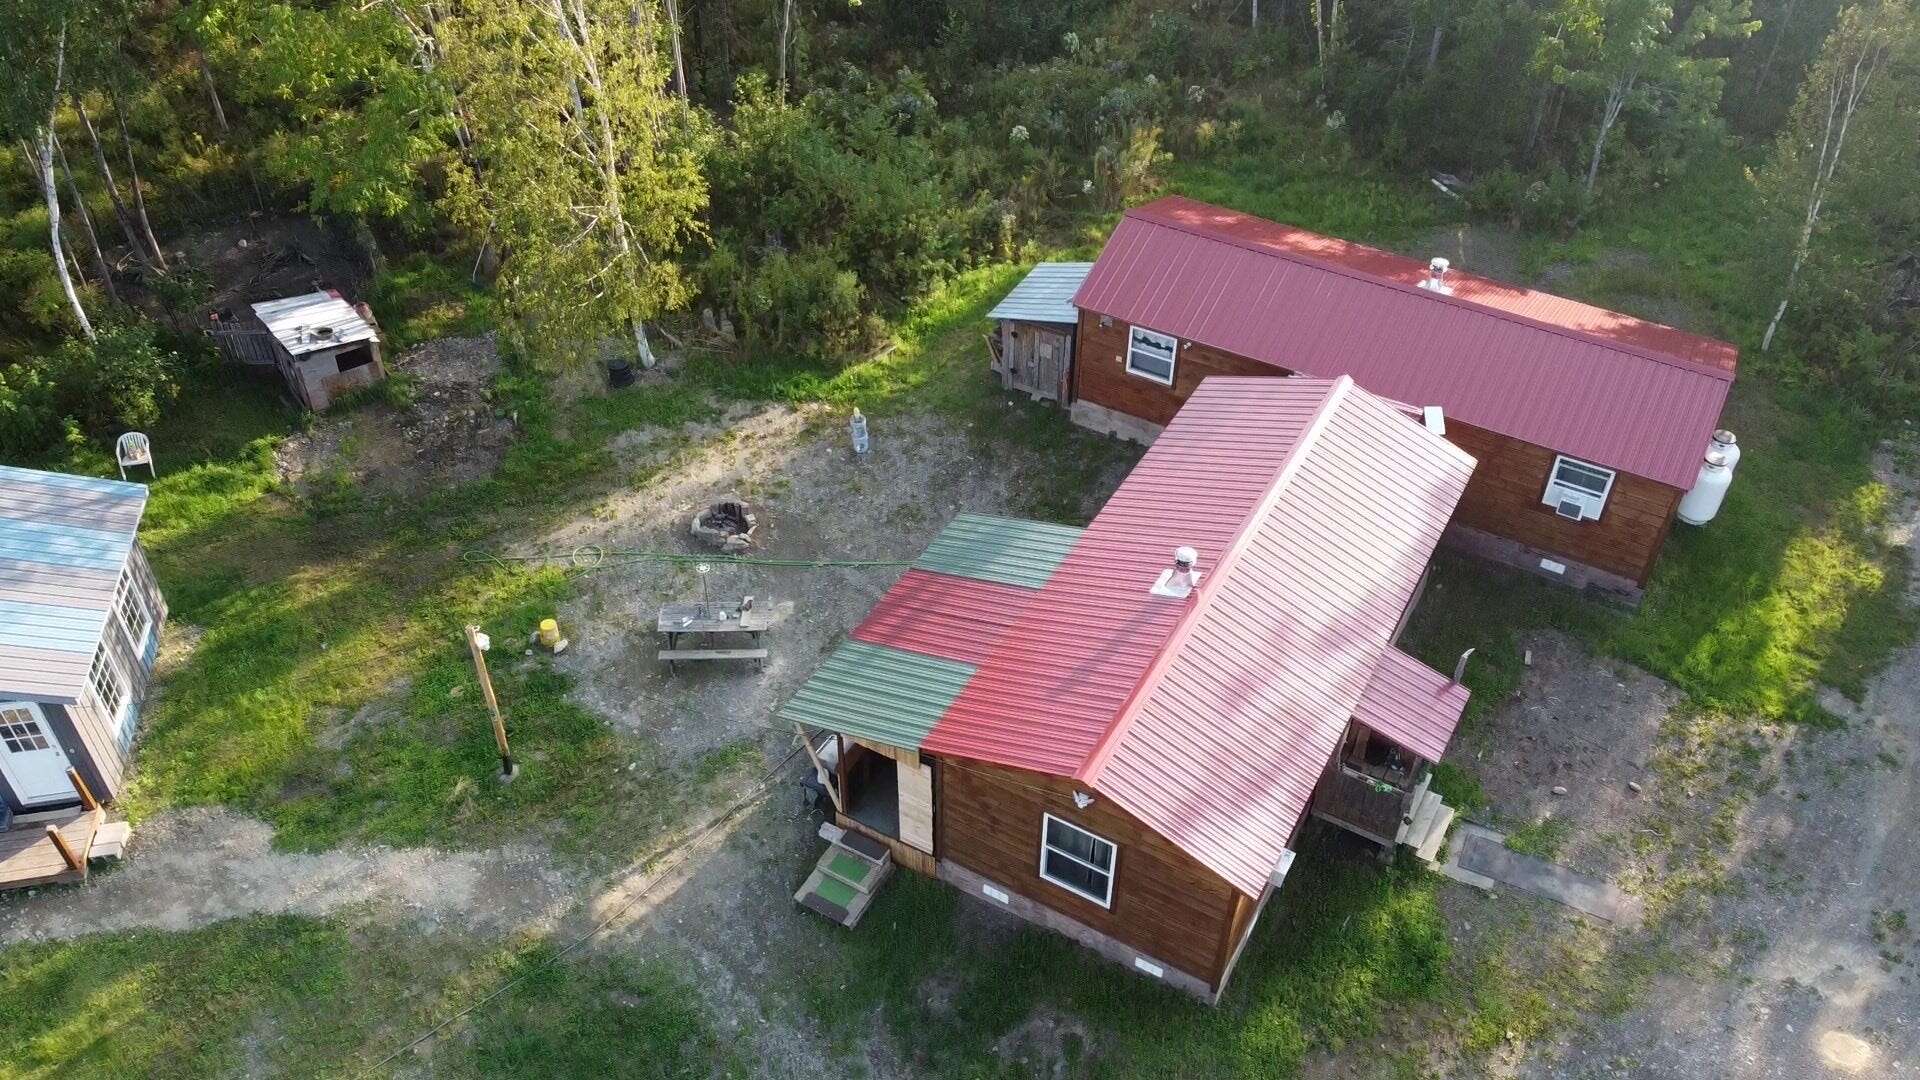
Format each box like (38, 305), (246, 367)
(1516, 168), (1587, 234)
(701, 72), (987, 356)
(0, 318), (184, 460)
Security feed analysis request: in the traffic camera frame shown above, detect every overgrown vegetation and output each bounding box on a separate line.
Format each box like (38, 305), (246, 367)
(3, 0), (1917, 460)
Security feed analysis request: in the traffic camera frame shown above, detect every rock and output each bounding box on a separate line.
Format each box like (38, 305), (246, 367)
(1552, 785), (1569, 796)
(1628, 780), (1643, 793)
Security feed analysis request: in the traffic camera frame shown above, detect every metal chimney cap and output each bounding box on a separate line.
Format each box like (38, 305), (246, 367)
(1712, 429), (1736, 445)
(1705, 450), (1729, 467)
(1173, 546), (1199, 569)
(1427, 257), (1450, 276)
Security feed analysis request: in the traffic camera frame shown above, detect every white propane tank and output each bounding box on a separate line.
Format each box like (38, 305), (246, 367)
(1677, 450), (1733, 525)
(1710, 429), (1740, 472)
(849, 407), (870, 455)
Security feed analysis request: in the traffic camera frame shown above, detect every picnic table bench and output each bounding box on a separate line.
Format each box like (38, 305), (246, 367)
(656, 601), (774, 673)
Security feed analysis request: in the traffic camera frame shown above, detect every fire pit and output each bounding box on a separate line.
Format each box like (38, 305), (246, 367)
(691, 498), (757, 552)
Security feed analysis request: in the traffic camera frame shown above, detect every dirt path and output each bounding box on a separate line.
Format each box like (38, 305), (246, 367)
(0, 807), (580, 944)
(1515, 456), (1920, 1079)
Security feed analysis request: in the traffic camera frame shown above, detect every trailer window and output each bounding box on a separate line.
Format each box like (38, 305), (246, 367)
(1039, 813), (1117, 908)
(115, 569), (152, 651)
(1125, 326), (1177, 385)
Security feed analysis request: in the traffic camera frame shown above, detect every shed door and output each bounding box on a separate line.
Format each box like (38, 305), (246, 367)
(1005, 324), (1071, 403)
(0, 703), (75, 806)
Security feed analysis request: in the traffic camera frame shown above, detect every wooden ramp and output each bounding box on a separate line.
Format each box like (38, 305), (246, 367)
(795, 822), (893, 928)
(0, 807), (115, 891)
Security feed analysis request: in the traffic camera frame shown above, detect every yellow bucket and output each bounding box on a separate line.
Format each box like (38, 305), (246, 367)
(538, 618), (561, 648)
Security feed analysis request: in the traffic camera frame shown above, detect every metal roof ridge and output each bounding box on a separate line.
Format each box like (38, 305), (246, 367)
(1073, 374), (1358, 789)
(1120, 199), (1737, 383)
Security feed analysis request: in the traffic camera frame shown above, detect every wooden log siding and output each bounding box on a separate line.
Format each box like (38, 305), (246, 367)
(1071, 308), (1681, 585)
(1441, 419), (1681, 585)
(936, 757), (1248, 987)
(1072, 309), (1280, 424)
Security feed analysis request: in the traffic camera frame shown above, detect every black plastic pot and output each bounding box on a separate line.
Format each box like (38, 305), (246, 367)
(607, 356), (635, 389)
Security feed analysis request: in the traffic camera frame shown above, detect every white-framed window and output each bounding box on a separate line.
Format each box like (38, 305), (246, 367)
(87, 645), (132, 748)
(1542, 455), (1616, 522)
(116, 568), (152, 652)
(1039, 812), (1117, 908)
(1125, 326), (1178, 385)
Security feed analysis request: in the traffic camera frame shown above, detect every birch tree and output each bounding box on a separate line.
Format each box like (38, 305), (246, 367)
(0, 10), (95, 339)
(1756, 0), (1914, 350)
(1540, 0), (1756, 199)
(443, 0), (706, 368)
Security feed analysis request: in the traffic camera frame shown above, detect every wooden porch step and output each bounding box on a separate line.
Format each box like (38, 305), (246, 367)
(795, 837), (894, 928)
(90, 821), (132, 862)
(819, 847), (885, 894)
(818, 820), (891, 864)
(1403, 788), (1446, 853)
(1414, 806), (1456, 863)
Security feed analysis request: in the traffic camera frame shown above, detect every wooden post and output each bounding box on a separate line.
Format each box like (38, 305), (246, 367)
(464, 625), (514, 779)
(795, 724), (844, 815)
(66, 768), (97, 812)
(47, 825), (84, 875)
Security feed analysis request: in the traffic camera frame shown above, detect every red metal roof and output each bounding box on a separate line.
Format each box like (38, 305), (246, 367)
(1351, 647), (1470, 764)
(850, 570), (1040, 666)
(1073, 196), (1737, 489)
(925, 376), (1476, 896)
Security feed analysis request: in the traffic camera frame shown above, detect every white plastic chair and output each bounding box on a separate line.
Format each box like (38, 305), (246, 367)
(115, 432), (155, 481)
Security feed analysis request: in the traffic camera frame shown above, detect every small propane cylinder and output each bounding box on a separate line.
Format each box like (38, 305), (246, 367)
(849, 407), (870, 455)
(1677, 450), (1733, 526)
(1710, 429), (1740, 472)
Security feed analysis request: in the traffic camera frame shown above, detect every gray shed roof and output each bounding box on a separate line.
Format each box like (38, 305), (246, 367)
(988, 262), (1093, 326)
(251, 291), (379, 357)
(0, 466), (148, 703)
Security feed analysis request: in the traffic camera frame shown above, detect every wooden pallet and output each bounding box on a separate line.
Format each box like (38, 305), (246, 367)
(794, 822), (893, 927)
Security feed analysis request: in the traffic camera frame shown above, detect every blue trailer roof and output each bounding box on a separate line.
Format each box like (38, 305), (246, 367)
(0, 466), (148, 703)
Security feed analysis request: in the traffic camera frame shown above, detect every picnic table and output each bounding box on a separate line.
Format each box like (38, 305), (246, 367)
(656, 601), (774, 672)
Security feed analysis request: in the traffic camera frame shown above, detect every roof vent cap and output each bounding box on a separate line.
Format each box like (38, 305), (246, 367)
(1150, 546), (1204, 598)
(1419, 257), (1454, 295)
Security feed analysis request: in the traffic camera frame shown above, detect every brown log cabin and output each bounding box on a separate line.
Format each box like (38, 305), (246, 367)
(783, 377), (1475, 1002)
(1003, 197), (1740, 601)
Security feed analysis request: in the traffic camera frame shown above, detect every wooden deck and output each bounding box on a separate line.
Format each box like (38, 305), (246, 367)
(0, 807), (107, 890)
(1310, 766), (1411, 847)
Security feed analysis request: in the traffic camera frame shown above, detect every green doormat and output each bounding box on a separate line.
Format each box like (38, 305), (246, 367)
(814, 875), (858, 909)
(826, 851), (873, 886)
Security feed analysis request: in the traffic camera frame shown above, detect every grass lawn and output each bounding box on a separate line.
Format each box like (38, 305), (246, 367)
(793, 832), (1451, 1079)
(0, 915), (736, 1080)
(109, 363), (686, 857)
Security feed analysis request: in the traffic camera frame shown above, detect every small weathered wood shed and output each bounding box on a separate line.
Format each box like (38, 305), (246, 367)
(0, 465), (164, 817)
(215, 290), (387, 411)
(985, 262), (1091, 404)
(783, 377), (1476, 1003)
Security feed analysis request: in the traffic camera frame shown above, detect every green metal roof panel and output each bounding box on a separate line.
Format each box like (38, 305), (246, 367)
(912, 514), (1083, 590)
(779, 641), (975, 750)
